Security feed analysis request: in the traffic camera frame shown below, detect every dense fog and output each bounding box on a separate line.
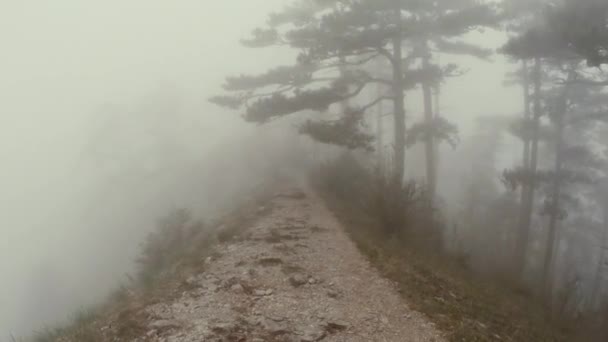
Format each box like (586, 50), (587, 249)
(0, 0), (293, 336)
(2, 0), (607, 340)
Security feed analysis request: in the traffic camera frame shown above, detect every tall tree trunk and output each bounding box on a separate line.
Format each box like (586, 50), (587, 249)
(391, 5), (406, 185)
(421, 44), (437, 199)
(515, 60), (532, 277)
(541, 70), (574, 303)
(514, 57), (542, 281)
(592, 195), (608, 307)
(339, 53), (348, 112)
(541, 82), (570, 302)
(521, 60), (532, 203)
(541, 115), (564, 301)
(434, 83), (441, 192)
(376, 80), (384, 168)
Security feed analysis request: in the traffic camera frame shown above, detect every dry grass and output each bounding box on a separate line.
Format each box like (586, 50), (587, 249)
(33, 182), (280, 342)
(322, 192), (568, 342)
(312, 154), (570, 342)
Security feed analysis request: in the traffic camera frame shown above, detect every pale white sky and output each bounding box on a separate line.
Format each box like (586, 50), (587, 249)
(0, 0), (288, 336)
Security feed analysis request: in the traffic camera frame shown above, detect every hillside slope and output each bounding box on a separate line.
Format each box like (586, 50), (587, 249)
(93, 189), (444, 342)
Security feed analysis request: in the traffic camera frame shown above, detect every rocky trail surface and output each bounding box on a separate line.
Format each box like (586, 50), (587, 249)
(141, 189), (444, 341)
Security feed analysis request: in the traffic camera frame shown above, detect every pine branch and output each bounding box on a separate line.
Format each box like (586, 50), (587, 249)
(299, 108), (374, 151)
(358, 96), (394, 113)
(376, 47), (398, 69)
(434, 38), (493, 60)
(562, 77), (608, 87)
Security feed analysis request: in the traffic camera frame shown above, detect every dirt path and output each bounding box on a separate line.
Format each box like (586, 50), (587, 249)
(143, 189), (444, 341)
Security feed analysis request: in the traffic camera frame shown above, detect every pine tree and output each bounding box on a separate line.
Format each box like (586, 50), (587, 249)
(211, 0), (497, 185)
(501, 2), (548, 277)
(504, 1), (608, 300)
(404, 0), (497, 199)
(503, 40), (547, 282)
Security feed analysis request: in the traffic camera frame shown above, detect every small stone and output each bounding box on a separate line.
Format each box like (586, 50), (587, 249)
(149, 319), (181, 331)
(231, 283), (245, 293)
(269, 315), (286, 322)
(327, 289), (340, 299)
(211, 322), (234, 334)
(254, 288), (274, 297)
(289, 274), (308, 287)
(261, 318), (288, 335)
(308, 277), (317, 285)
(324, 321), (348, 333)
(300, 326), (326, 342)
(185, 276), (199, 286)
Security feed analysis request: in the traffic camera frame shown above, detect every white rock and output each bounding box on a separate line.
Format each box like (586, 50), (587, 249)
(231, 283), (244, 293)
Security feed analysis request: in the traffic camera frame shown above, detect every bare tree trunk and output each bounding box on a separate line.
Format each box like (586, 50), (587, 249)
(434, 83), (441, 192)
(421, 46), (437, 199)
(541, 109), (565, 301)
(592, 196), (608, 307)
(376, 80), (384, 168)
(391, 5), (406, 185)
(521, 60), (532, 202)
(514, 60), (532, 278)
(541, 70), (573, 303)
(339, 53), (348, 112)
(515, 57), (542, 281)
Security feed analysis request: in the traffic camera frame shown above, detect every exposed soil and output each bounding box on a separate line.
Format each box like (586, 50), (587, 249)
(134, 189), (445, 341)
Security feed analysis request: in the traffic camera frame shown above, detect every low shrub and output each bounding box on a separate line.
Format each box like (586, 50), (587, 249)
(312, 153), (442, 248)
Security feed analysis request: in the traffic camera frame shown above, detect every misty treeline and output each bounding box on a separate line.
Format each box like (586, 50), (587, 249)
(211, 0), (608, 322)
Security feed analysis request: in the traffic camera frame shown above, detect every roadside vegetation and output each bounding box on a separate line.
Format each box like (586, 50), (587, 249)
(27, 184), (278, 342)
(313, 154), (608, 341)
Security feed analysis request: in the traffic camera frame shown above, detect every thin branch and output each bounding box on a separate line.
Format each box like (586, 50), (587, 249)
(567, 78), (608, 87)
(377, 47), (397, 68)
(358, 96), (394, 113)
(344, 81), (369, 100)
(309, 77), (342, 83)
(242, 76), (343, 101)
(367, 77), (393, 86)
(244, 85), (296, 100)
(556, 72), (608, 87)
(316, 52), (381, 73)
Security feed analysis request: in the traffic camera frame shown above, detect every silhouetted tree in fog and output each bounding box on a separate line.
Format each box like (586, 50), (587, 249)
(504, 0), (608, 309)
(211, 0), (497, 185)
(402, 0), (496, 200)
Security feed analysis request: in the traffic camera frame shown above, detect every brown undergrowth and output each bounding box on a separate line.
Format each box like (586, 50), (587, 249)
(35, 182), (280, 342)
(312, 154), (569, 342)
